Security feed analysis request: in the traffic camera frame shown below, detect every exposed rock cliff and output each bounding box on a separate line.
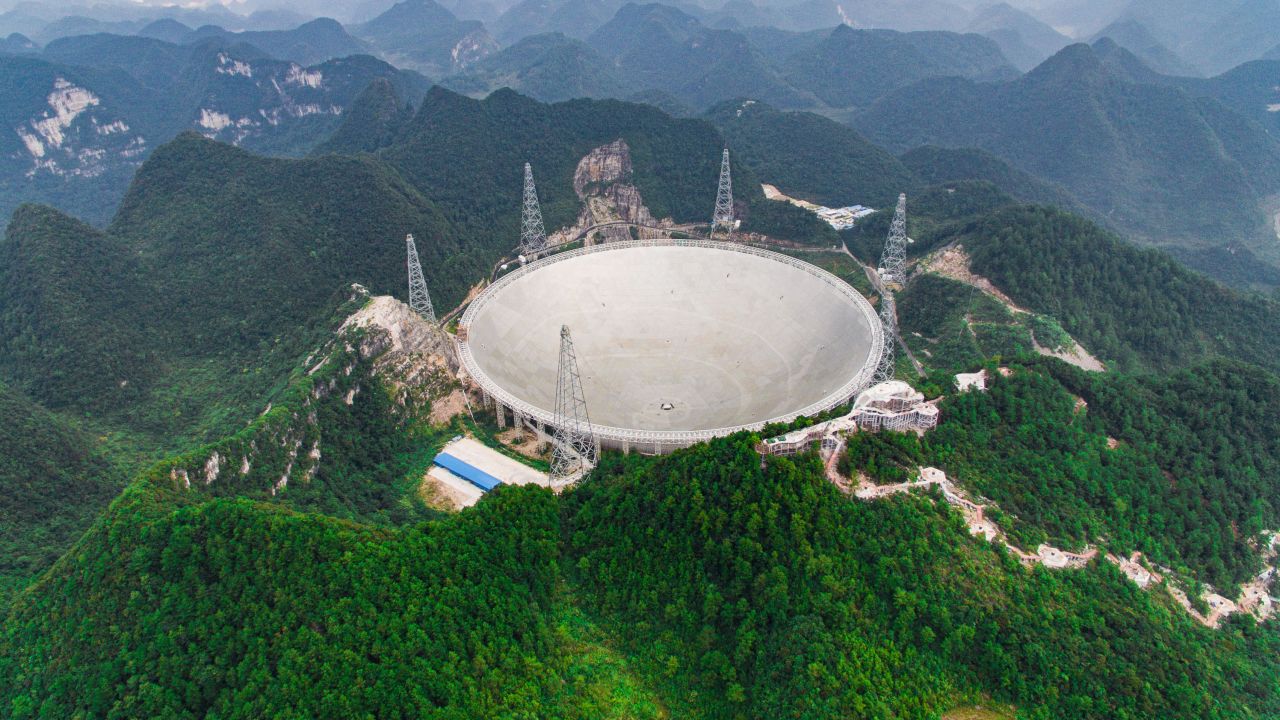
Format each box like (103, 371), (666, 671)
(573, 138), (633, 196)
(568, 139), (661, 240)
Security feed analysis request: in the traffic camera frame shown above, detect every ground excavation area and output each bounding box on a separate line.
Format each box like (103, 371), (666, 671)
(460, 241), (881, 444)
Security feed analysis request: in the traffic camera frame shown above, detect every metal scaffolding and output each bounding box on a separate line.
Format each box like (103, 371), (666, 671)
(711, 148), (734, 234)
(550, 325), (598, 481)
(406, 233), (436, 323)
(520, 163), (548, 258)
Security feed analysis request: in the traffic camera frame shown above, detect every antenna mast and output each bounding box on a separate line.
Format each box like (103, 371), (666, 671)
(877, 193), (911, 287)
(520, 163), (548, 258)
(406, 233), (436, 323)
(550, 325), (597, 483)
(711, 148), (734, 235)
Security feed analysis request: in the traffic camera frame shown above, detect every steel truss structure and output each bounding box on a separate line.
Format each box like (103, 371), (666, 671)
(406, 233), (436, 323)
(520, 163), (548, 258)
(550, 325), (598, 481)
(711, 148), (734, 234)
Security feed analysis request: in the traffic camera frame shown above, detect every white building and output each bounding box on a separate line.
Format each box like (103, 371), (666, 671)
(851, 381), (939, 432)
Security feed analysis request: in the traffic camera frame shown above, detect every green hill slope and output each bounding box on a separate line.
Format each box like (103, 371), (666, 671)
(706, 98), (913, 208)
(562, 431), (1280, 718)
(0, 383), (123, 600)
(0, 477), (564, 719)
(960, 205), (1280, 373)
(899, 146), (1089, 215)
(1, 133), (473, 447)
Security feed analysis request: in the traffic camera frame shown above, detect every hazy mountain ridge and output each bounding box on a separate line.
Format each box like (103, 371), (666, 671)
(440, 32), (627, 102)
(964, 1), (1071, 70)
(0, 39), (426, 224)
(586, 3), (812, 109)
(781, 24), (1018, 110)
(353, 0), (498, 76)
(1088, 18), (1201, 76)
(857, 42), (1280, 284)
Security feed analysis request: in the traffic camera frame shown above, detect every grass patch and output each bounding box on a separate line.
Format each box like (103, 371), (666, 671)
(550, 599), (669, 719)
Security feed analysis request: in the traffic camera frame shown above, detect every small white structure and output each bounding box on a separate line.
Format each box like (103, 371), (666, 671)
(955, 369), (987, 393)
(757, 425), (825, 456)
(851, 381), (939, 431)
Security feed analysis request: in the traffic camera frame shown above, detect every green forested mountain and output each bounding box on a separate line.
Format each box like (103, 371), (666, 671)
(899, 146), (1088, 215)
(562, 431), (1280, 719)
(0, 55), (157, 224)
(311, 77), (414, 155)
(0, 477), (567, 718)
(842, 184), (1280, 374)
(960, 206), (1280, 372)
(706, 98), (913, 208)
(366, 86), (831, 242)
(0, 134), (470, 447)
(1176, 60), (1280, 138)
(0, 32), (38, 54)
(857, 43), (1280, 284)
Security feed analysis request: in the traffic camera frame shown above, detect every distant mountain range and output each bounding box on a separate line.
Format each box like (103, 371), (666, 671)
(857, 41), (1280, 285)
(1118, 0), (1280, 75)
(440, 7), (1020, 113)
(1, 38), (427, 224)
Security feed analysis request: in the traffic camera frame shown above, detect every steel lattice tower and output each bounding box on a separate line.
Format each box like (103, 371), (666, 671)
(520, 163), (548, 258)
(874, 290), (898, 383)
(877, 193), (911, 287)
(550, 325), (597, 482)
(711, 148), (734, 234)
(406, 233), (436, 323)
